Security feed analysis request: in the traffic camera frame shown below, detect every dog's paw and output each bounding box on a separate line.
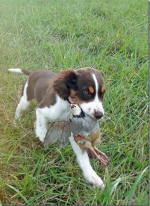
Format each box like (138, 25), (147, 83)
(35, 121), (47, 142)
(35, 132), (46, 142)
(84, 171), (105, 189)
(35, 131), (46, 142)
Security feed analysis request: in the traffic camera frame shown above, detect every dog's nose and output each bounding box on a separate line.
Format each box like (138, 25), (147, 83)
(94, 111), (103, 120)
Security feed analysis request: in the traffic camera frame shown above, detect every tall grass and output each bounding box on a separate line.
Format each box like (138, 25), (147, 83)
(0, 0), (148, 205)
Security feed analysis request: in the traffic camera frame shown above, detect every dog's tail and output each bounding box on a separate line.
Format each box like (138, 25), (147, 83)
(8, 68), (30, 75)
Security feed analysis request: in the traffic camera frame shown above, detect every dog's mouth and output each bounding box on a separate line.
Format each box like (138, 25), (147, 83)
(80, 106), (104, 121)
(71, 104), (97, 121)
(84, 112), (98, 122)
(69, 100), (102, 122)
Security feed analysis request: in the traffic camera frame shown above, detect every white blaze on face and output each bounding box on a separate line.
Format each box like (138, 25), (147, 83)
(80, 73), (105, 118)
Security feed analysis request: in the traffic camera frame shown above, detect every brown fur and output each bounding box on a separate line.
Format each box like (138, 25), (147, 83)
(70, 89), (85, 104)
(101, 87), (105, 94)
(26, 70), (56, 101)
(53, 69), (77, 100)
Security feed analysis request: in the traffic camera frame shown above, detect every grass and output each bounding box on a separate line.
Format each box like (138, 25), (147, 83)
(0, 0), (148, 205)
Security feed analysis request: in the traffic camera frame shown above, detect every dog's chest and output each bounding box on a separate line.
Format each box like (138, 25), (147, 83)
(42, 95), (72, 121)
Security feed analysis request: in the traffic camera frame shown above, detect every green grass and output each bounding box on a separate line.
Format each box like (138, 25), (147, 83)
(0, 0), (148, 205)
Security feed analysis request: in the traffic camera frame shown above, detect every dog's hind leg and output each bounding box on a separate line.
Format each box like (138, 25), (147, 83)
(15, 80), (31, 119)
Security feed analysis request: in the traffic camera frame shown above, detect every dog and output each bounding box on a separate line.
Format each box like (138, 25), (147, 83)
(8, 67), (106, 188)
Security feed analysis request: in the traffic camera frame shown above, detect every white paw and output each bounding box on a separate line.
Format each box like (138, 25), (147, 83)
(35, 122), (47, 142)
(35, 129), (46, 142)
(84, 171), (105, 189)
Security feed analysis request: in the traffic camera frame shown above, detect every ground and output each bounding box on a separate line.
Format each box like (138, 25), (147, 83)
(0, 0), (148, 205)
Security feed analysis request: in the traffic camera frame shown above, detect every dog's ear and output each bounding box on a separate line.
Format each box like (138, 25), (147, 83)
(96, 70), (105, 82)
(54, 69), (78, 100)
(100, 71), (104, 78)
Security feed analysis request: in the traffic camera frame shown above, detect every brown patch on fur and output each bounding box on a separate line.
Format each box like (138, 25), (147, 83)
(101, 87), (105, 94)
(89, 86), (95, 94)
(26, 70), (57, 102)
(38, 87), (56, 108)
(19, 70), (57, 108)
(53, 69), (77, 100)
(38, 77), (57, 107)
(70, 89), (85, 104)
(70, 89), (76, 97)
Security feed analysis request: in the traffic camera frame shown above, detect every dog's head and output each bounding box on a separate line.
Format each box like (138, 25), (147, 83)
(54, 67), (105, 120)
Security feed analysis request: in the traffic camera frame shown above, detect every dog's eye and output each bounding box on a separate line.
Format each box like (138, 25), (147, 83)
(82, 88), (92, 97)
(88, 86), (95, 94)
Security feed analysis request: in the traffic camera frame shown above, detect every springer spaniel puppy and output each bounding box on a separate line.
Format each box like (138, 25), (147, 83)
(8, 67), (106, 189)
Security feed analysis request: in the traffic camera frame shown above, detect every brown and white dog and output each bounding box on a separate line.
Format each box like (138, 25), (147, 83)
(8, 67), (106, 188)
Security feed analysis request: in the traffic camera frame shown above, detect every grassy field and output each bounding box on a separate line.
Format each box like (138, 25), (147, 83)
(0, 0), (148, 205)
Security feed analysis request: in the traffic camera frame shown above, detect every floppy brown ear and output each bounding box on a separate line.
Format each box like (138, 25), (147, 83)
(53, 69), (78, 100)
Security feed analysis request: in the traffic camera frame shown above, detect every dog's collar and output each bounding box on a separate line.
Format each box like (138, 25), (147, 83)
(67, 98), (85, 118)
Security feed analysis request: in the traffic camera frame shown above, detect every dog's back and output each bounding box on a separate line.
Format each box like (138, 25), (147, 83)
(27, 70), (57, 102)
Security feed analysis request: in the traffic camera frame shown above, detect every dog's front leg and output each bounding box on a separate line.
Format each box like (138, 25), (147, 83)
(35, 108), (48, 142)
(69, 134), (105, 189)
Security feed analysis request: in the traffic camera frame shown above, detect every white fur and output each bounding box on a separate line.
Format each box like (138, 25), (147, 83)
(35, 95), (72, 141)
(15, 80), (30, 119)
(35, 109), (48, 142)
(80, 73), (105, 118)
(69, 134), (105, 189)
(8, 68), (23, 74)
(38, 95), (71, 121)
